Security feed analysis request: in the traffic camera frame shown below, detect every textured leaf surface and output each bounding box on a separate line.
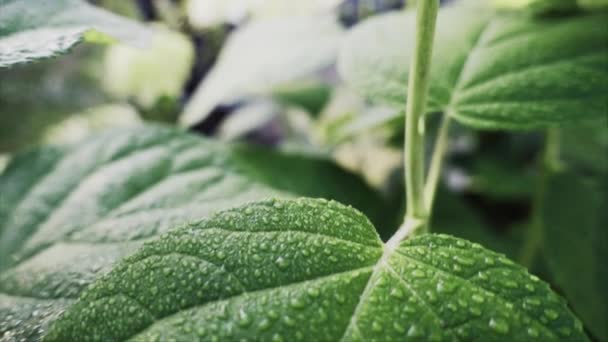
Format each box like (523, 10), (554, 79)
(338, 4), (608, 129)
(0, 125), (383, 340)
(181, 15), (343, 126)
(0, 0), (150, 67)
(47, 199), (585, 341)
(542, 170), (607, 341)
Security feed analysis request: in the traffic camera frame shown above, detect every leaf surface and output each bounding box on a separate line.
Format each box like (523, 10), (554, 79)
(0, 125), (383, 340)
(338, 4), (608, 129)
(0, 0), (150, 67)
(180, 15), (343, 126)
(46, 198), (586, 341)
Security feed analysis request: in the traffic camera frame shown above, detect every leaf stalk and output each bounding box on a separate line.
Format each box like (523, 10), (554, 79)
(402, 0), (440, 235)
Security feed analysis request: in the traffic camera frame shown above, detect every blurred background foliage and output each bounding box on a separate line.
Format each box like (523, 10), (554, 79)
(0, 0), (606, 311)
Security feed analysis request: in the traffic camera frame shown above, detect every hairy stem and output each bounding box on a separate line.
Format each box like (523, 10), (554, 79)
(519, 128), (560, 267)
(403, 0), (439, 234)
(424, 113), (451, 214)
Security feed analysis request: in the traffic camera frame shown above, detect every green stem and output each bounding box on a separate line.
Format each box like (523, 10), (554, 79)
(424, 114), (451, 215)
(519, 128), (560, 267)
(403, 0), (440, 234)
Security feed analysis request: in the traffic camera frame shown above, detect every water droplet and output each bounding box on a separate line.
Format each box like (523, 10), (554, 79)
(307, 287), (320, 298)
(527, 327), (539, 337)
(407, 325), (422, 337)
(372, 321), (382, 332)
(216, 251), (226, 260)
(436, 281), (456, 293)
(412, 270), (426, 278)
(335, 293), (346, 304)
(238, 309), (252, 327)
(454, 255), (475, 266)
(275, 257), (289, 269)
(525, 297), (541, 306)
(559, 327), (572, 337)
(472, 294), (485, 303)
(267, 310), (279, 320)
(258, 319), (271, 331)
(390, 288), (404, 299)
(290, 297), (306, 309)
(245, 207), (253, 215)
(393, 322), (406, 333)
(544, 309), (559, 320)
(417, 117), (426, 134)
(283, 316), (296, 327)
(489, 318), (509, 334)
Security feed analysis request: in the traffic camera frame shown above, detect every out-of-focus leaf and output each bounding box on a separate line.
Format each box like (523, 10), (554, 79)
(339, 3), (608, 130)
(542, 170), (607, 341)
(273, 80), (332, 117)
(493, 0), (608, 13)
(469, 158), (535, 200)
(0, 0), (151, 67)
(42, 104), (142, 145)
(181, 15), (343, 126)
(0, 51), (106, 153)
(103, 26), (193, 109)
(217, 100), (279, 141)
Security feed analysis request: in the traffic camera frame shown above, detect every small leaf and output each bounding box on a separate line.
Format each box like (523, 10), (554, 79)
(47, 199), (585, 341)
(338, 3), (608, 130)
(0, 125), (383, 340)
(0, 0), (151, 67)
(180, 15), (343, 126)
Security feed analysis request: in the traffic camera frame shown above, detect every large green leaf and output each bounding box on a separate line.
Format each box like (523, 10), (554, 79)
(46, 198), (585, 341)
(0, 125), (384, 340)
(338, 3), (608, 130)
(542, 170), (607, 341)
(180, 15), (343, 126)
(0, 0), (150, 67)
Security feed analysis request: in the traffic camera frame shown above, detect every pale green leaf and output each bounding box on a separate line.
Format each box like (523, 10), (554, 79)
(338, 4), (608, 130)
(0, 0), (151, 67)
(180, 15), (343, 126)
(46, 199), (585, 341)
(0, 125), (383, 340)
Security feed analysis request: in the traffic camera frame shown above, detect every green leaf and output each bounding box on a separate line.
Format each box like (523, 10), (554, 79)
(0, 125), (383, 340)
(0, 0), (151, 67)
(0, 53), (106, 153)
(46, 198), (585, 341)
(338, 3), (608, 130)
(542, 170), (607, 341)
(180, 15), (343, 126)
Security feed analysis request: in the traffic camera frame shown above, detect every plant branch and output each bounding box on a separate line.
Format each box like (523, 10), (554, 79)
(424, 113), (451, 214)
(519, 128), (560, 267)
(403, 0), (439, 234)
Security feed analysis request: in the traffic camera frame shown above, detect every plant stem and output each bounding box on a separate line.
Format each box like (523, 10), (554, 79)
(403, 0), (439, 234)
(519, 128), (560, 267)
(424, 113), (451, 214)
